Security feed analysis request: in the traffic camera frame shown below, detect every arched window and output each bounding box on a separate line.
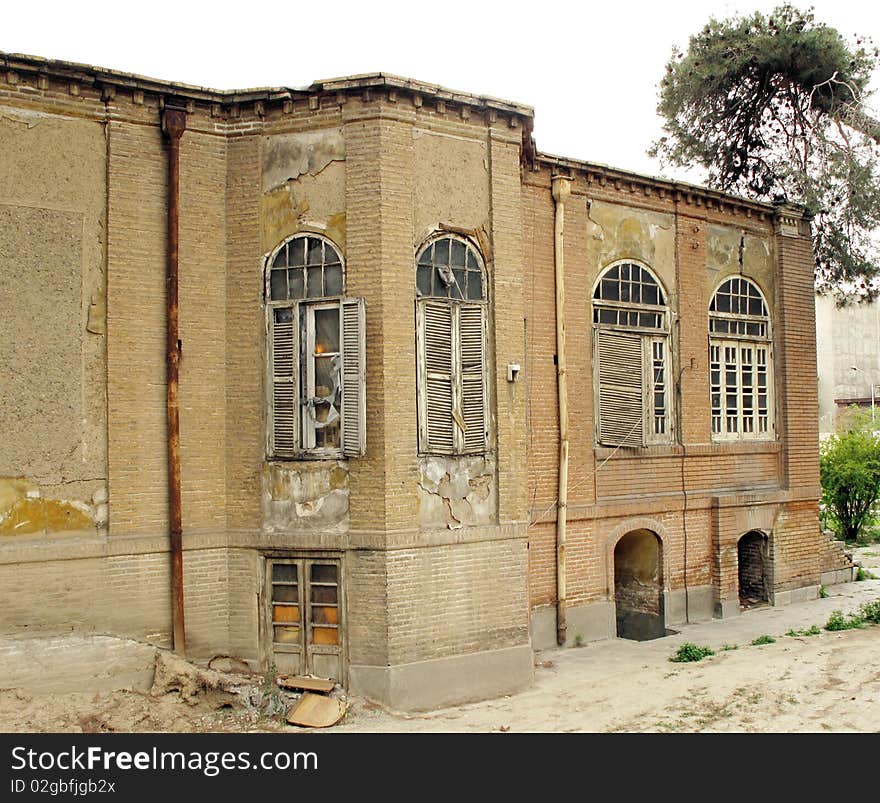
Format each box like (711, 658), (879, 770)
(593, 261), (672, 446)
(709, 277), (774, 439)
(266, 233), (365, 458)
(415, 235), (488, 454)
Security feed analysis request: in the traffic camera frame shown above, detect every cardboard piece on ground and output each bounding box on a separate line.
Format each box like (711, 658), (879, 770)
(286, 692), (345, 728)
(276, 675), (335, 693)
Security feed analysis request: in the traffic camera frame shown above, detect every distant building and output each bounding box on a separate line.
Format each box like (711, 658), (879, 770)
(815, 294), (880, 434)
(0, 51), (852, 710)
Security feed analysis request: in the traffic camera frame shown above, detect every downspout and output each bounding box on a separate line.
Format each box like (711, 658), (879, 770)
(551, 174), (572, 647)
(162, 106), (187, 656)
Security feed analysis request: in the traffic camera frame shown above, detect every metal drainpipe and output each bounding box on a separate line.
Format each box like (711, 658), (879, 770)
(551, 174), (572, 647)
(162, 106), (187, 657)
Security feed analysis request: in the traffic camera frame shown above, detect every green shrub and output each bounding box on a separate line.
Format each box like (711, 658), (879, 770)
(825, 609), (864, 631)
(721, 644), (738, 651)
(670, 643), (715, 663)
(859, 600), (880, 623)
(856, 566), (876, 581)
(751, 634), (776, 645)
(819, 585), (829, 598)
(820, 409), (880, 543)
(786, 625), (821, 637)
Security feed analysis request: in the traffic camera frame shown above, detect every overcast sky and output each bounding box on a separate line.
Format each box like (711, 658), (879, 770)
(3, 1), (878, 182)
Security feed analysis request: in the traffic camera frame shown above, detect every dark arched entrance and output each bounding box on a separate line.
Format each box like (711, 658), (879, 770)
(614, 529), (665, 640)
(738, 530), (769, 608)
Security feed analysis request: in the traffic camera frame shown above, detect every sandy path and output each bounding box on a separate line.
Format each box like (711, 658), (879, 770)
(2, 549), (879, 734)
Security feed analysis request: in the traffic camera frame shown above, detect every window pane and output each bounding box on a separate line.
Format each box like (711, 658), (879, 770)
(434, 238), (450, 266)
(270, 270), (287, 300)
(288, 238), (306, 266)
(314, 356), (339, 397)
(418, 244), (434, 267)
(273, 585), (298, 603)
(288, 267), (305, 299)
(274, 625), (301, 643)
(599, 308), (616, 324)
(324, 264), (343, 296)
(308, 238), (323, 266)
(450, 239), (466, 267)
(314, 308), (340, 355)
(467, 250), (479, 270)
(467, 270), (483, 300)
(311, 627), (339, 645)
(452, 269), (466, 300)
(417, 265), (432, 296)
(311, 564), (337, 583)
(311, 585), (338, 604)
(312, 606), (338, 625)
(273, 604), (300, 623)
(273, 564), (297, 583)
(273, 244), (288, 268)
(600, 278), (619, 301)
(642, 284), (658, 305)
(307, 266), (323, 297)
(274, 306), (293, 324)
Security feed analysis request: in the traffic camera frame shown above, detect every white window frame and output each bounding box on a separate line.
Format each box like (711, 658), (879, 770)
(592, 260), (673, 447)
(266, 234), (366, 460)
(709, 277), (774, 441)
(415, 234), (489, 456)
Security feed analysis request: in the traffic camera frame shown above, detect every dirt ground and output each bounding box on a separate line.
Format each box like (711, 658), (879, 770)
(2, 547), (879, 734)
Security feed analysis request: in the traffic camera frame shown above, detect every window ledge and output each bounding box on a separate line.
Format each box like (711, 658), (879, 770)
(594, 439), (781, 461)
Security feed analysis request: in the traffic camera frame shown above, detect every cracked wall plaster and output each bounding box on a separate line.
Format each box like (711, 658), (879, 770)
(707, 224), (774, 303)
(418, 455), (496, 530)
(262, 462), (349, 534)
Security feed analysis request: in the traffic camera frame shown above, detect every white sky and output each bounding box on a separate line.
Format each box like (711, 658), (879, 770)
(3, 1), (878, 183)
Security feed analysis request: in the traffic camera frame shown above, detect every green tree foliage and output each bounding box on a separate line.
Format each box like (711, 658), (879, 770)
(820, 409), (880, 542)
(651, 4), (880, 300)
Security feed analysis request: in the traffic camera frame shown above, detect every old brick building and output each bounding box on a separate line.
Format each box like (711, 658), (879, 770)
(0, 52), (851, 710)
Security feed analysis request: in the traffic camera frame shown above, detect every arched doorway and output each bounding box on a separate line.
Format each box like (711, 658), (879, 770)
(738, 531), (769, 608)
(614, 529), (665, 640)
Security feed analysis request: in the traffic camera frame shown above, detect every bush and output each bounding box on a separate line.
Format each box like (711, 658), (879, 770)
(856, 566), (877, 581)
(786, 625), (821, 637)
(825, 609), (864, 631)
(751, 634), (776, 645)
(860, 600), (880, 623)
(820, 409), (880, 543)
(670, 643), (714, 663)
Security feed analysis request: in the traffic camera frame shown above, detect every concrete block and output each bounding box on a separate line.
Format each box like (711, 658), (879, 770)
(349, 644), (534, 712)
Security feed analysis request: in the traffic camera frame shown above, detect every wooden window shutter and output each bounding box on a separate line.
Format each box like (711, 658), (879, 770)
(341, 298), (366, 457)
(597, 329), (644, 446)
(271, 310), (298, 457)
(419, 300), (455, 454)
(459, 304), (487, 452)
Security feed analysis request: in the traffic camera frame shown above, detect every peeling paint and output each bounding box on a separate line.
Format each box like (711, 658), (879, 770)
(262, 129), (345, 194)
(263, 462), (349, 533)
(418, 455), (496, 530)
(587, 201), (675, 292)
(0, 477), (95, 536)
(707, 224), (774, 301)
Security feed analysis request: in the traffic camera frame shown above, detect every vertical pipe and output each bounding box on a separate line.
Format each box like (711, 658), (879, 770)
(162, 107), (187, 657)
(551, 175), (571, 647)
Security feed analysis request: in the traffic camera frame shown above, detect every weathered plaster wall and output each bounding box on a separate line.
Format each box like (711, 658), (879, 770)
(263, 461), (349, 533)
(0, 106), (107, 536)
(586, 200), (676, 296)
(417, 455), (496, 530)
(413, 128), (489, 239)
(412, 124), (498, 530)
(706, 223), (775, 304)
(259, 126), (350, 532)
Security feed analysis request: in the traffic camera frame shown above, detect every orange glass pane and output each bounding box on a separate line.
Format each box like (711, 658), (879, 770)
(273, 604), (300, 623)
(311, 626), (339, 645)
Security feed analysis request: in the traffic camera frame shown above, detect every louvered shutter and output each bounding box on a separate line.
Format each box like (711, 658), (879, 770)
(459, 304), (487, 452)
(419, 301), (455, 454)
(341, 298), (366, 457)
(271, 310), (298, 457)
(597, 329), (644, 446)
